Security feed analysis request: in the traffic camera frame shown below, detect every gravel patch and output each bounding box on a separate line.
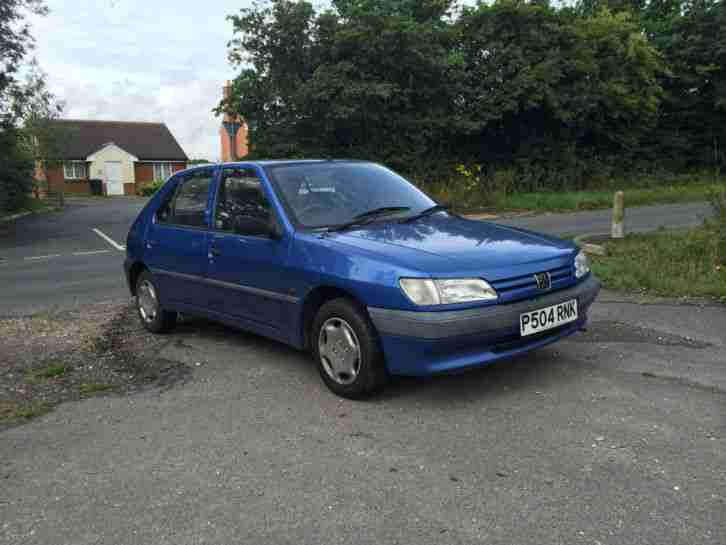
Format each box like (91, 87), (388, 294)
(0, 301), (191, 429)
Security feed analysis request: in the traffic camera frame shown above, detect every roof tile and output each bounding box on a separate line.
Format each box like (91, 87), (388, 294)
(51, 119), (188, 161)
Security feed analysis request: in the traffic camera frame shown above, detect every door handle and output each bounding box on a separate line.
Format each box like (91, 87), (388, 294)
(209, 245), (221, 257)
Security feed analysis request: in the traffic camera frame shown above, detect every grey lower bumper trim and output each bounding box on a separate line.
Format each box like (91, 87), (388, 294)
(368, 275), (601, 340)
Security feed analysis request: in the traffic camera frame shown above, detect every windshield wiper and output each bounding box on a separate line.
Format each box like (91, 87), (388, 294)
(327, 206), (411, 232)
(400, 204), (450, 223)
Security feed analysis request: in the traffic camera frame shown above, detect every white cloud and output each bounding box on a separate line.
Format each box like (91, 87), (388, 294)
(29, 0), (253, 160)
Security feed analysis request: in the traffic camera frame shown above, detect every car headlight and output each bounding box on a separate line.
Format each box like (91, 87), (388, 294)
(399, 278), (498, 305)
(575, 250), (590, 279)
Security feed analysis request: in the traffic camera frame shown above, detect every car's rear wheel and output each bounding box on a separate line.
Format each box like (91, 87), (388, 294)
(135, 270), (177, 333)
(312, 298), (387, 399)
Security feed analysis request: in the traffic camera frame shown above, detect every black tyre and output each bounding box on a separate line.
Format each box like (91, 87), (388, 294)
(135, 270), (177, 333)
(311, 298), (387, 399)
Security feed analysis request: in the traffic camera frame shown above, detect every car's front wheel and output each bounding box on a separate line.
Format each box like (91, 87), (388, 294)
(312, 298), (387, 399)
(135, 270), (177, 333)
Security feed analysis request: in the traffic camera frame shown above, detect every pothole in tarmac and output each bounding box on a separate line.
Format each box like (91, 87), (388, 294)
(569, 320), (712, 348)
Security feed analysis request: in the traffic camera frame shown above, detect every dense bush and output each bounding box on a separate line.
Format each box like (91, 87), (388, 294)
(1, 1), (61, 213)
(221, 0), (726, 192)
(0, 126), (34, 213)
(139, 180), (165, 197)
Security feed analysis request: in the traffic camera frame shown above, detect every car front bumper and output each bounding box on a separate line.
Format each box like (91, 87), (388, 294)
(368, 274), (600, 376)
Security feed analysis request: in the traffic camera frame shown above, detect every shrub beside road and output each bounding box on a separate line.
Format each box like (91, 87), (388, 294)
(591, 228), (726, 300)
(422, 170), (722, 213)
(590, 186), (726, 301)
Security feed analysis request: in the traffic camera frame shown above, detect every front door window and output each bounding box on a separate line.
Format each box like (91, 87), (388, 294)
(214, 167), (274, 237)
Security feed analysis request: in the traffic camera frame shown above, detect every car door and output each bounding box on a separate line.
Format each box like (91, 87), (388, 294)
(205, 166), (293, 334)
(144, 167), (216, 308)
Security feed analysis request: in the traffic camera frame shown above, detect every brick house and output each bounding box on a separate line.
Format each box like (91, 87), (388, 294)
(36, 120), (188, 196)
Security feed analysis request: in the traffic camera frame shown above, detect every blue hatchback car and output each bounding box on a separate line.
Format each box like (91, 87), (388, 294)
(124, 160), (600, 398)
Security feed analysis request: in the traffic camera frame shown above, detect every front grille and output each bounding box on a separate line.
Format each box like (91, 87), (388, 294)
(491, 265), (575, 303)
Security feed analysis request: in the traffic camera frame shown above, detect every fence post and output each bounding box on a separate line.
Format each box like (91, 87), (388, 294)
(611, 191), (624, 239)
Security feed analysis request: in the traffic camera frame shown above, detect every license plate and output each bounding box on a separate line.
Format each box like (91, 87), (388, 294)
(520, 299), (578, 337)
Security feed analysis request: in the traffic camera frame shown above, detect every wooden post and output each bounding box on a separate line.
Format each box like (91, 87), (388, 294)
(611, 191), (624, 239)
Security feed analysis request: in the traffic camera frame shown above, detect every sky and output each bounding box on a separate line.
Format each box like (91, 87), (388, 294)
(29, 0), (254, 161)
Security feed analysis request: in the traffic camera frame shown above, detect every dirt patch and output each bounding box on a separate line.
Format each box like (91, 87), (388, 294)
(0, 301), (191, 430)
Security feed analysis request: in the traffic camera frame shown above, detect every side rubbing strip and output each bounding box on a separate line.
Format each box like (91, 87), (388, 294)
(150, 268), (299, 304)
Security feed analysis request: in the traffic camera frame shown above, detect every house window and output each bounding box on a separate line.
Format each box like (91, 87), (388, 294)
(63, 161), (88, 180)
(153, 162), (174, 181)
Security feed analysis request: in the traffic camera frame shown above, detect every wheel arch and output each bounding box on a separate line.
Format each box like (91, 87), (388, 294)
(300, 285), (369, 351)
(127, 261), (149, 296)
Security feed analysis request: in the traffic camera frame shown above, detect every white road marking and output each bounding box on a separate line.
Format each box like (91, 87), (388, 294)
(72, 249), (111, 256)
(92, 228), (126, 251)
(1, 250), (114, 266)
(24, 254), (62, 261)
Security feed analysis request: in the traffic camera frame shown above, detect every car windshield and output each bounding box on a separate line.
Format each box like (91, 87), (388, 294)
(264, 162), (437, 229)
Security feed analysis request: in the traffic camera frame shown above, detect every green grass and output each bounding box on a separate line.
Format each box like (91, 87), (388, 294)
(34, 365), (68, 379)
(490, 183), (719, 212)
(1, 198), (57, 222)
(590, 226), (726, 299)
(79, 383), (113, 395)
(419, 170), (724, 213)
(13, 403), (51, 419)
(24, 198), (57, 212)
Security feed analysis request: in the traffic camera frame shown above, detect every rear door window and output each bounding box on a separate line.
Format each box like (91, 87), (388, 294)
(156, 169), (214, 228)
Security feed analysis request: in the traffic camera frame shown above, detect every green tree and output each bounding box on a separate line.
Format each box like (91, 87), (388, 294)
(221, 0), (319, 157)
(454, 2), (661, 187)
(221, 0), (702, 191)
(300, 0), (458, 169)
(0, 0), (48, 115)
(0, 0), (60, 212)
(221, 0), (458, 171)
(656, 0), (726, 170)
(0, 126), (34, 212)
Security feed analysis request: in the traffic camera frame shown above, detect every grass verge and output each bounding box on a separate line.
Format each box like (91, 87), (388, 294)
(0, 198), (57, 223)
(14, 403), (51, 419)
(79, 383), (113, 395)
(34, 365), (69, 379)
(490, 183), (718, 212)
(590, 226), (726, 300)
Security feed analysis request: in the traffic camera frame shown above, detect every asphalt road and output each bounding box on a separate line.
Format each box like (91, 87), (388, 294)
(1, 198), (724, 544)
(0, 198), (714, 316)
(1, 294), (724, 544)
(0, 197), (144, 316)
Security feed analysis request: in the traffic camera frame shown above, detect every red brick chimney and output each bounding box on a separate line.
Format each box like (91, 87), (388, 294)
(220, 80), (248, 162)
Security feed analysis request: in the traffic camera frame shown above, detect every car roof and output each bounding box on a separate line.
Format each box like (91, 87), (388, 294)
(174, 159), (372, 177)
(233, 159), (369, 167)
